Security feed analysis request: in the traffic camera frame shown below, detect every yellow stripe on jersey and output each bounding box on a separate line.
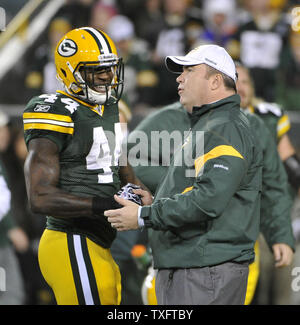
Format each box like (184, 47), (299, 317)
(194, 145), (244, 177)
(23, 112), (74, 134)
(24, 123), (74, 134)
(277, 114), (290, 139)
(23, 112), (72, 122)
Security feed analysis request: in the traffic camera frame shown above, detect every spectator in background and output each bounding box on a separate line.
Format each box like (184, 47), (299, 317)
(236, 63), (298, 305)
(0, 111), (27, 305)
(107, 15), (159, 110)
(25, 18), (72, 96)
(276, 28), (300, 111)
(235, 63), (300, 191)
(135, 0), (164, 49)
(55, 0), (95, 28)
(154, 0), (193, 60)
(198, 0), (238, 48)
(0, 113), (54, 305)
(0, 160), (26, 305)
(115, 0), (145, 25)
(152, 0), (203, 106)
(0, 111), (10, 154)
(89, 0), (118, 32)
(228, 0), (290, 102)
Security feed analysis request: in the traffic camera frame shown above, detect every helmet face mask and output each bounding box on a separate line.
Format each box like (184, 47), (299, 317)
(55, 28), (124, 105)
(75, 56), (124, 105)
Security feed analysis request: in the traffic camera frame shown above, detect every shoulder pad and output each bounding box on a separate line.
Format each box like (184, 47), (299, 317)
(25, 93), (79, 116)
(255, 102), (283, 117)
(23, 93), (75, 136)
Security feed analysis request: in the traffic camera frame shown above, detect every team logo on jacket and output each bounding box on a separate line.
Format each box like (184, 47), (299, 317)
(57, 39), (77, 57)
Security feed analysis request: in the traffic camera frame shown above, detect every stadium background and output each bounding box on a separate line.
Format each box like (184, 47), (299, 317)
(0, 0), (300, 305)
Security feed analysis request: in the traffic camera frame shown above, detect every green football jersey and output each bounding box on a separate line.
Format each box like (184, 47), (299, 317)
(248, 101), (290, 143)
(23, 91), (123, 247)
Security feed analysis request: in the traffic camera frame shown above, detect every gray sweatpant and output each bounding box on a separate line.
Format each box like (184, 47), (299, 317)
(155, 262), (249, 305)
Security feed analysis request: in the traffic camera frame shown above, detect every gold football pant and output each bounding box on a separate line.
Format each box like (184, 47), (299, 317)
(38, 229), (121, 305)
(244, 240), (260, 305)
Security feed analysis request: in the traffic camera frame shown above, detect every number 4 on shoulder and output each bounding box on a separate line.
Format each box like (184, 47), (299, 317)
(39, 94), (79, 114)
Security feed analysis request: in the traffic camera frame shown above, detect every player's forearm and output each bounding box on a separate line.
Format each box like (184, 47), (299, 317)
(28, 187), (94, 218)
(119, 165), (149, 191)
(28, 188), (120, 218)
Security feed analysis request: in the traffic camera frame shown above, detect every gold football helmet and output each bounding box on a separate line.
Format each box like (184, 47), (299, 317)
(55, 27), (124, 105)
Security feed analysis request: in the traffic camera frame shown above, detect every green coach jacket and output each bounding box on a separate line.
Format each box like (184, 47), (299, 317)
(139, 94), (263, 269)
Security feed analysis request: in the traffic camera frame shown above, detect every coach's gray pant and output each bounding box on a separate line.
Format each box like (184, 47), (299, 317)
(155, 262), (249, 305)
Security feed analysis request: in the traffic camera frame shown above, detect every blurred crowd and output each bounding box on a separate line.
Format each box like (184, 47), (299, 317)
(1, 0), (300, 305)
(1, 0), (300, 114)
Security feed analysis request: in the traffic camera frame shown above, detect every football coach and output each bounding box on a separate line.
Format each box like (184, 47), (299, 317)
(105, 44), (263, 305)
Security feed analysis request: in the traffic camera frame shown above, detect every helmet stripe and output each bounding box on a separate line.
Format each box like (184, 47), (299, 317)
(97, 30), (112, 53)
(81, 27), (110, 55)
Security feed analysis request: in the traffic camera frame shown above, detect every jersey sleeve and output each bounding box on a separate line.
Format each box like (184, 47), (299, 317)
(248, 113), (295, 250)
(23, 94), (74, 152)
(277, 113), (290, 139)
(255, 102), (291, 140)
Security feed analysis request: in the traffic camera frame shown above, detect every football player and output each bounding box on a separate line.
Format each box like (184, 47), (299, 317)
(23, 27), (145, 305)
(236, 63), (300, 192)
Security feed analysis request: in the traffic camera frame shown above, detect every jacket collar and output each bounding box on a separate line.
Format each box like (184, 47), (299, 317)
(191, 94), (241, 118)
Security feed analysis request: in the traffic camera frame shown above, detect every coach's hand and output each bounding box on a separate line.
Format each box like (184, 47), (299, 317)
(104, 195), (139, 231)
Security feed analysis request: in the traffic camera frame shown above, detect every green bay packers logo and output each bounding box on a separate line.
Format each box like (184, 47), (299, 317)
(58, 39), (77, 57)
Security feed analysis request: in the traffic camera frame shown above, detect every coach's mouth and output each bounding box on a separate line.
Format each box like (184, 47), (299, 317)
(178, 87), (184, 95)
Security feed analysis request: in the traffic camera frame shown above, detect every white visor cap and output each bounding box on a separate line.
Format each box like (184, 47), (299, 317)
(165, 44), (237, 83)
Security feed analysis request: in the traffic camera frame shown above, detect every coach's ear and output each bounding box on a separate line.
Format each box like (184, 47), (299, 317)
(210, 73), (223, 91)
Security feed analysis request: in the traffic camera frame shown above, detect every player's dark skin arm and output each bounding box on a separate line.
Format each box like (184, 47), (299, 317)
(24, 138), (149, 218)
(24, 137), (95, 218)
(119, 164), (147, 190)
